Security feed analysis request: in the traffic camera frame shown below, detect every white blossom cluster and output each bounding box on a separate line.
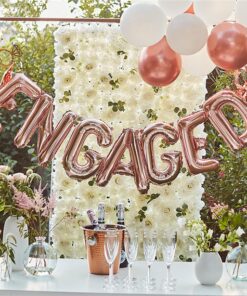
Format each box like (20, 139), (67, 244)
(51, 23), (207, 260)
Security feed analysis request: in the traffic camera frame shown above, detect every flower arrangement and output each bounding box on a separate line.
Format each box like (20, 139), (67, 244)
(0, 166), (54, 241)
(0, 166), (81, 244)
(185, 201), (247, 256)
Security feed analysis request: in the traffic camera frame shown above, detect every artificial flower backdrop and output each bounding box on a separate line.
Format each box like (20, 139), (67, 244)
(51, 23), (206, 259)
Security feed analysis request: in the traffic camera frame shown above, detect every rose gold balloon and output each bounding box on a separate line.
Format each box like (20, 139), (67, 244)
(96, 129), (133, 186)
(203, 90), (247, 151)
(39, 111), (77, 166)
(129, 129), (149, 194)
(96, 128), (149, 194)
(14, 95), (53, 150)
(138, 37), (182, 87)
(142, 123), (182, 184)
(207, 22), (247, 71)
(185, 4), (194, 14)
(178, 110), (219, 174)
(63, 119), (112, 180)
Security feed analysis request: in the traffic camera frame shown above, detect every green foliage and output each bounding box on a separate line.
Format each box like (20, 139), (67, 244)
(0, 3), (54, 178)
(203, 69), (247, 208)
(145, 109), (158, 121)
(174, 106), (187, 118)
(0, 234), (16, 264)
(0, 0), (47, 17)
(108, 100), (125, 112)
(176, 203), (188, 217)
(69, 0), (131, 18)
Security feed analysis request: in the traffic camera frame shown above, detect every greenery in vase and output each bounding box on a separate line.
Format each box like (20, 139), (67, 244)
(0, 234), (16, 264)
(186, 201), (247, 255)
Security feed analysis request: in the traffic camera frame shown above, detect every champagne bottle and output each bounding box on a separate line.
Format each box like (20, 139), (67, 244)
(97, 202), (105, 229)
(117, 202), (128, 268)
(86, 209), (98, 227)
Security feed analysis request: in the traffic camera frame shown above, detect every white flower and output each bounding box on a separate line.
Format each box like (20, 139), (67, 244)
(177, 217), (187, 228)
(0, 165), (10, 174)
(214, 243), (221, 252)
(219, 234), (225, 241)
(236, 227), (245, 237)
(207, 229), (213, 238)
(12, 173), (27, 182)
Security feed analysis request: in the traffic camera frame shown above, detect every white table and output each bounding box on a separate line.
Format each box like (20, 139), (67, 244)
(0, 259), (246, 296)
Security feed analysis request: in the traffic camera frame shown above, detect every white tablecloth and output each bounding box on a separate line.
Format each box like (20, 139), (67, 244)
(0, 259), (246, 296)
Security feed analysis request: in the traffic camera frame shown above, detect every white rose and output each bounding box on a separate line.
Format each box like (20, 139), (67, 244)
(236, 227), (245, 237)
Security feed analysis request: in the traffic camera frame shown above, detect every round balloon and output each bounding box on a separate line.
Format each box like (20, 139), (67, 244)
(138, 37), (181, 87)
(236, 0), (247, 27)
(194, 0), (235, 25)
(207, 22), (247, 71)
(182, 46), (215, 76)
(166, 13), (208, 55)
(158, 0), (192, 18)
(120, 2), (168, 47)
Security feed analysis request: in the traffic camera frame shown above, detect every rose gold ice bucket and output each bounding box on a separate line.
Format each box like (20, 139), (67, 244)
(83, 224), (125, 275)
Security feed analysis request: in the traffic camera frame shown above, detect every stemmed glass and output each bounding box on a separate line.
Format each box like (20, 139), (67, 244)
(124, 230), (138, 286)
(143, 230), (157, 289)
(162, 231), (177, 290)
(104, 229), (120, 288)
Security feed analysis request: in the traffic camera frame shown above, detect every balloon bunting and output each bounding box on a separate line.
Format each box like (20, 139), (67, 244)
(0, 73), (246, 193)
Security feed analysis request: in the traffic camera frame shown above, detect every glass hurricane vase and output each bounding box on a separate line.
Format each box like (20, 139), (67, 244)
(226, 243), (247, 281)
(23, 237), (57, 276)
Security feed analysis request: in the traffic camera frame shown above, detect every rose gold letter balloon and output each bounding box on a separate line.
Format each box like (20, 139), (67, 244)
(203, 90), (247, 151)
(178, 110), (219, 174)
(96, 129), (150, 194)
(138, 37), (182, 87)
(207, 22), (247, 71)
(142, 123), (182, 184)
(63, 119), (112, 180)
(38, 111), (77, 166)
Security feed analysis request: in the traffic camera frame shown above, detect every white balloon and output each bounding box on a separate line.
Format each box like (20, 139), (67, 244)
(158, 0), (192, 18)
(166, 14), (208, 55)
(182, 46), (215, 76)
(236, 0), (247, 27)
(120, 3), (168, 47)
(194, 0), (235, 25)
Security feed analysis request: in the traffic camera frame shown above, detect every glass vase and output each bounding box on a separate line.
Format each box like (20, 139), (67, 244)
(226, 243), (247, 281)
(0, 255), (12, 281)
(23, 237), (57, 276)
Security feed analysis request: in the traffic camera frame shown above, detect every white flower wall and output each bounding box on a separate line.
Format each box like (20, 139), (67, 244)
(51, 23), (206, 260)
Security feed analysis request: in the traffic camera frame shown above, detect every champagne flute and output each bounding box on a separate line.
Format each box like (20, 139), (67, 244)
(104, 229), (119, 288)
(143, 230), (157, 289)
(124, 230), (138, 286)
(162, 231), (177, 289)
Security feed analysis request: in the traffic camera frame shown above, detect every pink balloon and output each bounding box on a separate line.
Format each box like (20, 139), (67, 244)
(63, 119), (112, 179)
(178, 110), (219, 174)
(142, 123), (182, 184)
(207, 22), (247, 71)
(138, 37), (182, 87)
(203, 90), (247, 151)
